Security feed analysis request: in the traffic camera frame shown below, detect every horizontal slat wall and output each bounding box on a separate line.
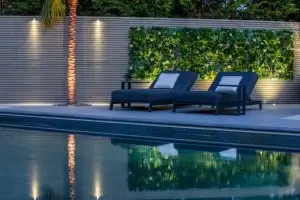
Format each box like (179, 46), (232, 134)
(75, 17), (300, 104)
(76, 18), (129, 103)
(0, 16), (300, 104)
(0, 16), (67, 104)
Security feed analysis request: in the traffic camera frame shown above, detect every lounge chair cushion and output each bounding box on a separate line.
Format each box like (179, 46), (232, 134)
(209, 72), (258, 97)
(111, 89), (177, 103)
(215, 76), (243, 92)
(175, 91), (238, 104)
(149, 71), (198, 91)
(153, 73), (180, 89)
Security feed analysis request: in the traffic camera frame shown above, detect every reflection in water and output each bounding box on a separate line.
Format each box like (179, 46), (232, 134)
(68, 134), (76, 200)
(94, 180), (101, 199)
(31, 164), (39, 200)
(94, 167), (102, 199)
(1, 127), (300, 200)
(129, 145), (290, 190)
(31, 163), (38, 200)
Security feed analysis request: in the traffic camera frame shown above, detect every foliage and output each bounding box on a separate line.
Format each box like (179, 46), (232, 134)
(127, 146), (291, 191)
(172, 0), (299, 20)
(248, 30), (294, 79)
(78, 0), (133, 16)
(128, 26), (294, 80)
(240, 0), (299, 21)
(2, 0), (300, 22)
(2, 0), (43, 15)
(78, 0), (173, 17)
(41, 0), (67, 28)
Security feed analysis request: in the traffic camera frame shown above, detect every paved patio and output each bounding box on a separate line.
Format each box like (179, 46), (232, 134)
(0, 104), (299, 132)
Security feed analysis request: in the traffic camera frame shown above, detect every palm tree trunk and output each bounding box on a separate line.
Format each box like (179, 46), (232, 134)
(67, 0), (78, 105)
(67, 2), (78, 199)
(68, 134), (76, 200)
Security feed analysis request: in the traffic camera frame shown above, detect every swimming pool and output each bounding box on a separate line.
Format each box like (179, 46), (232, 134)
(0, 126), (299, 200)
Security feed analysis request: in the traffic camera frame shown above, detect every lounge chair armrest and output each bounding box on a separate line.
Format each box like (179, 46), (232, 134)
(217, 84), (240, 87)
(121, 80), (151, 90)
(122, 81), (151, 84)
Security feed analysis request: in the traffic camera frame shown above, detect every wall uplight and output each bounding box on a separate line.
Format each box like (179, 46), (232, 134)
(94, 19), (103, 26)
(32, 18), (36, 22)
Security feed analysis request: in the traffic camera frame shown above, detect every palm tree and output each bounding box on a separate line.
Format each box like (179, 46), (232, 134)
(41, 1), (78, 200)
(41, 0), (78, 105)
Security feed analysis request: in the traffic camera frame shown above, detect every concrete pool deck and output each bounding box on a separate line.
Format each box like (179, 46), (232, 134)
(1, 104), (300, 151)
(0, 104), (299, 131)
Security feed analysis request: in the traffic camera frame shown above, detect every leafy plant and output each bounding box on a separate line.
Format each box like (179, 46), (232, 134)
(128, 26), (294, 80)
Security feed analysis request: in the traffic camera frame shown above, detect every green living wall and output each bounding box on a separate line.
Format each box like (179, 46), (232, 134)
(127, 146), (291, 191)
(128, 27), (294, 80)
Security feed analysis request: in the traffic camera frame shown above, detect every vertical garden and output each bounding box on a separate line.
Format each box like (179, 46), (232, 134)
(128, 27), (294, 80)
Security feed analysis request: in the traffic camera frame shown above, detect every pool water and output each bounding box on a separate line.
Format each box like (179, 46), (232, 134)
(0, 127), (299, 200)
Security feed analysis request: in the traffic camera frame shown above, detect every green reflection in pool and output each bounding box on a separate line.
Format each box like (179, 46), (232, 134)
(127, 145), (292, 191)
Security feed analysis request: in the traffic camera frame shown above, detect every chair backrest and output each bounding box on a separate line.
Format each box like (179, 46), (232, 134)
(208, 72), (259, 97)
(149, 71), (198, 91)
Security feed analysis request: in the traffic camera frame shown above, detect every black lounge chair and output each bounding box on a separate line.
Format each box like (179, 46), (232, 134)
(110, 71), (198, 112)
(172, 72), (262, 115)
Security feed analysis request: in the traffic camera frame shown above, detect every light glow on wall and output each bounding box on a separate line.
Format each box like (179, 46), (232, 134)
(93, 20), (103, 62)
(94, 19), (103, 41)
(29, 18), (40, 59)
(30, 18), (39, 39)
(257, 80), (282, 104)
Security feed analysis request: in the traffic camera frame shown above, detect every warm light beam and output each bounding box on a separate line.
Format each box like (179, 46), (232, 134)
(93, 20), (103, 62)
(29, 18), (40, 59)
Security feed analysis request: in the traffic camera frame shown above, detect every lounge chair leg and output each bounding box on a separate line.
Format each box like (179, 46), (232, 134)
(109, 102), (113, 110)
(236, 105), (241, 116)
(148, 103), (152, 112)
(215, 105), (220, 115)
(128, 103), (131, 108)
(172, 103), (177, 113)
(242, 105), (246, 115)
(121, 103), (125, 108)
(259, 101), (262, 110)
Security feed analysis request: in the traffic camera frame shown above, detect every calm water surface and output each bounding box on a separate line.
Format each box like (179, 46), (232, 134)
(0, 127), (299, 200)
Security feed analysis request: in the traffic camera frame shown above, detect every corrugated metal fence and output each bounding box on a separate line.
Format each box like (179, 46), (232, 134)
(0, 16), (299, 104)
